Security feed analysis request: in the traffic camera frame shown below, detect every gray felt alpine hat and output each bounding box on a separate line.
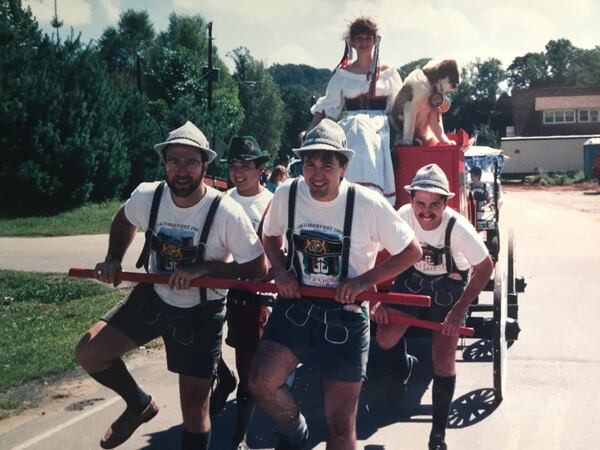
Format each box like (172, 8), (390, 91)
(404, 163), (455, 198)
(154, 121), (217, 163)
(292, 118), (355, 161)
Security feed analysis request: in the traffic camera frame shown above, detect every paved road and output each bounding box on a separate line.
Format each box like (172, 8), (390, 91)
(0, 233), (144, 273)
(1, 190), (599, 449)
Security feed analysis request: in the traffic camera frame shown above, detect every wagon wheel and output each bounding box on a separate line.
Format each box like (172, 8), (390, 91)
(507, 228), (515, 295)
(486, 226), (500, 263)
(506, 228), (520, 350)
(492, 259), (508, 403)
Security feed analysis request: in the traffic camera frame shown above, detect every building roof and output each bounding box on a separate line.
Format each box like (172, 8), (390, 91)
(535, 95), (600, 111)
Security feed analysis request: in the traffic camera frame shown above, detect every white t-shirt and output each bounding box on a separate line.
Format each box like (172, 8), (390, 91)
(225, 187), (273, 232)
(124, 182), (264, 307)
(398, 204), (489, 276)
(263, 178), (415, 288)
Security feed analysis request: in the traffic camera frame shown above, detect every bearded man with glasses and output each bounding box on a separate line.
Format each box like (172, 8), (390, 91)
(74, 121), (267, 450)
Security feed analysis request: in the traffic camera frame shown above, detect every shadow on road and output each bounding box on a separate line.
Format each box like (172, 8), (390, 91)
(141, 336), (499, 449)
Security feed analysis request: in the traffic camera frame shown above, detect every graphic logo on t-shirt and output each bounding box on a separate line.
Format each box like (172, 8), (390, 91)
(155, 227), (196, 272)
(292, 230), (343, 281)
(417, 244), (447, 273)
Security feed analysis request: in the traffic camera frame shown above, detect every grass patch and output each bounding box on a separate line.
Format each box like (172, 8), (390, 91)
(0, 397), (24, 420)
(0, 200), (121, 237)
(525, 170), (586, 186)
(0, 270), (124, 393)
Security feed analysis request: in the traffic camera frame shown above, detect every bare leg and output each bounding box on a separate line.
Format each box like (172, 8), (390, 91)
(179, 374), (212, 433)
(231, 347), (259, 447)
(75, 320), (138, 373)
(75, 321), (149, 410)
(248, 340), (299, 426)
(430, 112), (454, 145)
(76, 321), (156, 448)
(375, 310), (411, 351)
(402, 108), (417, 146)
(431, 331), (459, 377)
(323, 379), (362, 450)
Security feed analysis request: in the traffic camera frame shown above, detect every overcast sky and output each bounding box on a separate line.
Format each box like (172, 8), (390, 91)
(24, 0), (600, 73)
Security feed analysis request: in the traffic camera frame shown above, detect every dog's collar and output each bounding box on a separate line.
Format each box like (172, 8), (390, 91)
(429, 89), (451, 112)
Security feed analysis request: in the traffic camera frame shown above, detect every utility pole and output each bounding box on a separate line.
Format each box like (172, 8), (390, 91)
(50, 0), (63, 43)
(201, 22), (221, 155)
(136, 53), (143, 93)
(202, 22), (220, 112)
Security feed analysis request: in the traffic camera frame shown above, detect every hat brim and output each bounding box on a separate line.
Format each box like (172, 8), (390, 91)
(154, 138), (217, 163)
(220, 155), (270, 165)
(404, 185), (455, 199)
(292, 144), (355, 162)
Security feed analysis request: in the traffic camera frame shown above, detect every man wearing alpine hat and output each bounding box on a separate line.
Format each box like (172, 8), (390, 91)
(248, 118), (422, 450)
(211, 135), (275, 450)
(372, 163), (493, 450)
(75, 121), (267, 450)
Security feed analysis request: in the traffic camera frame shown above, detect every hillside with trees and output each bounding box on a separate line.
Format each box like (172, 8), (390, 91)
(1, 0), (599, 216)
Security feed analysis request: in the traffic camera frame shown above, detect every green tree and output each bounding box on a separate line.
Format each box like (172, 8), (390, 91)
(473, 123), (500, 148)
(145, 14), (243, 161)
(119, 90), (163, 195)
(268, 64), (331, 160)
(229, 47), (285, 161)
(98, 12), (244, 180)
(444, 58), (509, 143)
(398, 58), (431, 80)
(0, 0), (129, 215)
(568, 46), (600, 87)
(545, 38), (578, 86)
(97, 9), (155, 90)
(506, 52), (548, 89)
(506, 39), (600, 89)
(268, 63), (332, 91)
(277, 84), (314, 161)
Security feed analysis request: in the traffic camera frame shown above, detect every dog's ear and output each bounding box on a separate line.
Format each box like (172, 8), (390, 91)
(423, 59), (459, 86)
(438, 59), (460, 86)
(422, 63), (440, 85)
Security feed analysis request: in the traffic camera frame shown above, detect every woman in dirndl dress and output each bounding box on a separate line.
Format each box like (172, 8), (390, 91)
(306, 17), (402, 204)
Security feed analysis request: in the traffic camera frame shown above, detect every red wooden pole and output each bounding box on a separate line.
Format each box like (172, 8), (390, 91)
(386, 309), (475, 337)
(68, 268), (430, 307)
(69, 269), (476, 336)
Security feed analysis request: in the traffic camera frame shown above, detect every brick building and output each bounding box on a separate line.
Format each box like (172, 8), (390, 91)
(502, 87), (600, 174)
(511, 87), (600, 136)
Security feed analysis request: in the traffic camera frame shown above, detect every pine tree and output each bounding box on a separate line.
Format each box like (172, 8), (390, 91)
(0, 0), (129, 215)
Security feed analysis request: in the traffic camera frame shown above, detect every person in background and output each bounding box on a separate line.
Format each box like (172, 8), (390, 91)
(266, 164), (288, 192)
(212, 136), (274, 450)
(468, 166), (492, 211)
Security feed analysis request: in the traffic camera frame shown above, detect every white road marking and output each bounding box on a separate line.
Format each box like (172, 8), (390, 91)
(10, 397), (120, 450)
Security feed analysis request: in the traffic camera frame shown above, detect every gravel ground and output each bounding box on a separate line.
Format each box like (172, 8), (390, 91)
(504, 183), (600, 220)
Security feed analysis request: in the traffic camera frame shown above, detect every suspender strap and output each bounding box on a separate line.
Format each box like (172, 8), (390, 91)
(285, 179), (356, 282)
(256, 199), (272, 241)
(285, 179), (299, 273)
(195, 194), (222, 304)
(444, 216), (457, 275)
(136, 181), (165, 272)
(340, 185), (356, 281)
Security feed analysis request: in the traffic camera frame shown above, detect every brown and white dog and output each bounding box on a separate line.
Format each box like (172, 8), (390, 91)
(390, 59), (460, 146)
